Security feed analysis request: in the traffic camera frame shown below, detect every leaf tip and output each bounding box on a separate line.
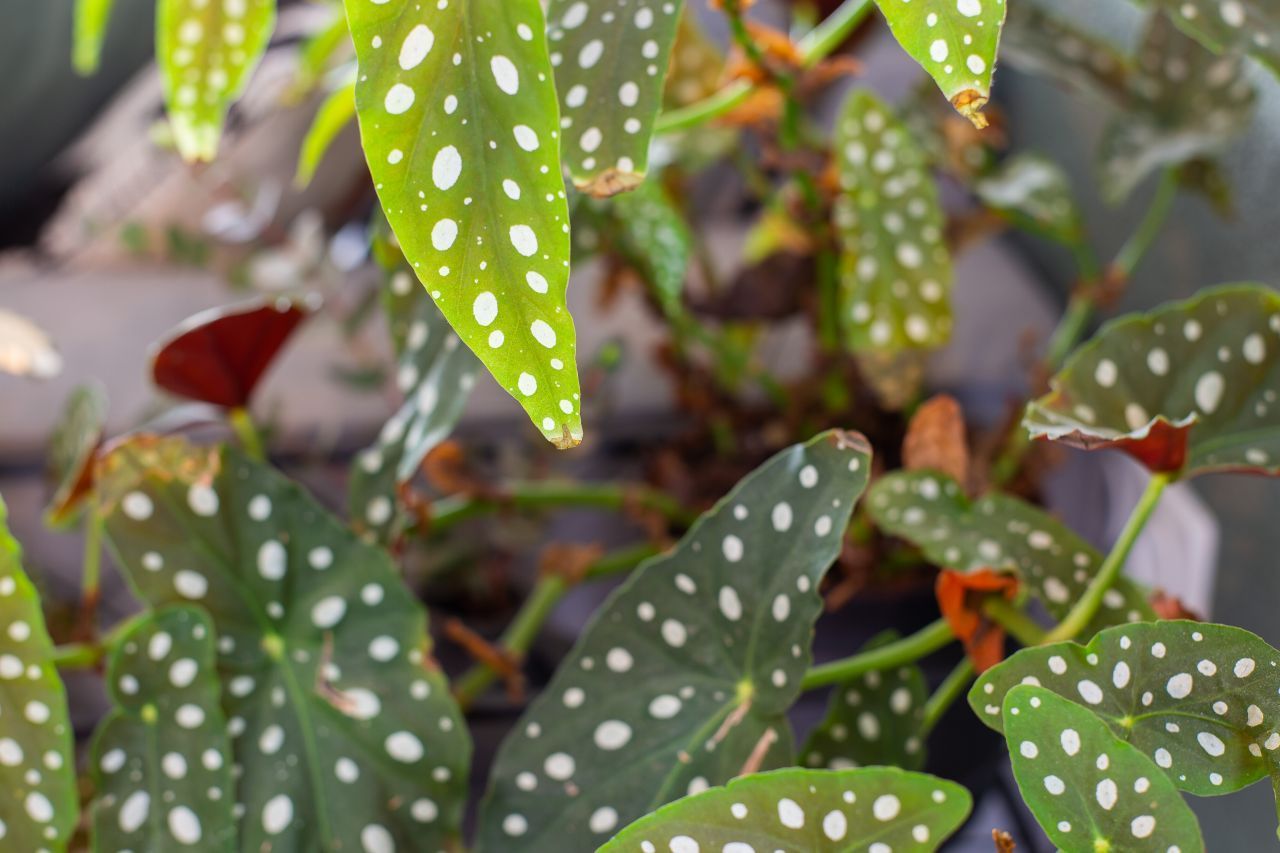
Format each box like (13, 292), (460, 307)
(550, 422), (584, 450)
(575, 169), (646, 199)
(950, 89), (990, 129)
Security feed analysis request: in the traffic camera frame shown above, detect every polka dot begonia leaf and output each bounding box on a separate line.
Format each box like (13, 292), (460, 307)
(1097, 11), (1256, 204)
(90, 606), (237, 852)
(44, 382), (107, 529)
(873, 0), (1007, 128)
(1142, 0), (1280, 79)
(801, 631), (929, 772)
(834, 90), (953, 354)
(349, 267), (479, 543)
(96, 437), (471, 850)
(157, 0), (276, 162)
(73, 0), (116, 74)
(998, 3), (1130, 106)
(1002, 684), (1205, 852)
(476, 430), (872, 851)
(0, 496), (77, 852)
(601, 180), (692, 318)
(970, 621), (1280, 815)
(343, 0), (584, 449)
(546, 0), (684, 198)
(973, 153), (1084, 248)
(1025, 284), (1280, 478)
(596, 766), (972, 853)
(867, 471), (1154, 637)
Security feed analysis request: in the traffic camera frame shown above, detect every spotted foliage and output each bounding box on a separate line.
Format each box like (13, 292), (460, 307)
(874, 0), (1007, 128)
(157, 0), (276, 162)
(1145, 0), (1280, 78)
(802, 632), (928, 772)
(1026, 284), (1280, 477)
(344, 0), (583, 448)
(44, 383), (107, 529)
(867, 471), (1154, 635)
(547, 0), (684, 197)
(97, 437), (470, 850)
(834, 90), (952, 354)
(998, 3), (1130, 105)
(973, 153), (1084, 247)
(604, 181), (692, 317)
(477, 430), (872, 851)
(598, 767), (972, 852)
(1003, 684), (1205, 852)
(0, 497), (77, 852)
(349, 267), (479, 543)
(73, 0), (116, 74)
(90, 606), (236, 851)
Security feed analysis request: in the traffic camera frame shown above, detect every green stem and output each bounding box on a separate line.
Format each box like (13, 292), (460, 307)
(802, 619), (954, 690)
(921, 659), (975, 736)
(982, 596), (1047, 647)
(427, 482), (697, 534)
(52, 642), (104, 670)
(1044, 473), (1171, 643)
(229, 406), (265, 460)
(796, 0), (876, 63)
(1111, 168), (1179, 281)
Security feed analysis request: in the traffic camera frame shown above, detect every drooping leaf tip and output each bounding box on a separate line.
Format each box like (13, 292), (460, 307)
(951, 89), (990, 129)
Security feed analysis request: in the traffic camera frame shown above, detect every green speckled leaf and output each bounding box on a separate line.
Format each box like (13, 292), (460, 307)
(97, 437), (470, 850)
(547, 0), (684, 197)
(158, 0), (276, 162)
(974, 153), (1084, 247)
(802, 632), (928, 772)
(1146, 0), (1280, 77)
(607, 181), (692, 317)
(867, 471), (1154, 635)
(834, 90), (952, 354)
(349, 267), (479, 543)
(874, 0), (1007, 128)
(477, 430), (872, 852)
(73, 0), (116, 74)
(90, 606), (236, 852)
(0, 497), (77, 852)
(999, 4), (1130, 105)
(1002, 684), (1204, 852)
(1026, 284), (1280, 478)
(295, 77), (356, 188)
(344, 0), (583, 448)
(598, 767), (971, 852)
(44, 382), (107, 529)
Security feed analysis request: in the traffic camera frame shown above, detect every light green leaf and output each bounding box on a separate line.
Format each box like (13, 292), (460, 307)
(834, 90), (952, 354)
(546, 0), (684, 196)
(98, 437), (470, 850)
(44, 382), (107, 529)
(344, 0), (583, 448)
(598, 767), (972, 852)
(867, 470), (1154, 635)
(295, 77), (356, 188)
(157, 0), (276, 162)
(1146, 0), (1280, 78)
(1002, 684), (1204, 852)
(0, 497), (77, 852)
(477, 430), (873, 851)
(874, 0), (1007, 128)
(90, 606), (236, 852)
(73, 0), (116, 75)
(1026, 284), (1280, 478)
(973, 153), (1084, 247)
(801, 632), (929, 772)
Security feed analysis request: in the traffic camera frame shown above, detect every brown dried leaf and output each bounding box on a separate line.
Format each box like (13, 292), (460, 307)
(902, 394), (971, 488)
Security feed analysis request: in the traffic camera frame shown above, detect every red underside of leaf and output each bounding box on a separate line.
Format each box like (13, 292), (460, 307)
(150, 301), (309, 408)
(46, 441), (102, 525)
(936, 568), (1018, 673)
(1033, 416), (1191, 474)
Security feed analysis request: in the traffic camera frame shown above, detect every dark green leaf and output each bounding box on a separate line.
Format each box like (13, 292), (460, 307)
(295, 77), (356, 188)
(344, 0), (583, 448)
(802, 632), (928, 771)
(973, 153), (1084, 246)
(1026, 284), (1280, 478)
(1145, 0), (1280, 77)
(607, 181), (692, 317)
(1003, 684), (1204, 852)
(45, 383), (107, 529)
(598, 767), (972, 852)
(157, 0), (276, 162)
(477, 430), (873, 851)
(834, 90), (952, 354)
(90, 606), (236, 851)
(0, 497), (77, 851)
(98, 437), (470, 850)
(547, 0), (684, 196)
(999, 3), (1130, 105)
(867, 471), (1154, 634)
(73, 0), (116, 74)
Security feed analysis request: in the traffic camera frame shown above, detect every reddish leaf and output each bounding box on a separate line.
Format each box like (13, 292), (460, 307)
(935, 568), (1017, 673)
(149, 298), (314, 408)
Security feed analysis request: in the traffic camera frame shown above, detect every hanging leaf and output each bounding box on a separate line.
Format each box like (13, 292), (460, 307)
(90, 606), (236, 851)
(970, 620), (1280, 813)
(873, 0), (1007, 128)
(344, 0), (583, 449)
(834, 90), (952, 354)
(477, 430), (873, 851)
(97, 436), (471, 850)
(150, 297), (313, 409)
(45, 383), (108, 529)
(998, 4), (1130, 105)
(157, 0), (276, 162)
(973, 153), (1085, 247)
(1098, 11), (1256, 204)
(349, 268), (479, 543)
(597, 767), (971, 853)
(1002, 684), (1205, 852)
(606, 181), (693, 317)
(295, 77), (356, 188)
(1144, 0), (1280, 78)
(546, 0), (683, 196)
(1025, 284), (1280, 478)
(802, 632), (929, 771)
(0, 309), (62, 379)
(867, 471), (1154, 634)
(73, 0), (116, 74)
(0, 497), (77, 851)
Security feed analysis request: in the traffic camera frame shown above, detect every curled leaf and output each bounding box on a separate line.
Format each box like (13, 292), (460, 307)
(44, 383), (108, 529)
(936, 568), (1016, 672)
